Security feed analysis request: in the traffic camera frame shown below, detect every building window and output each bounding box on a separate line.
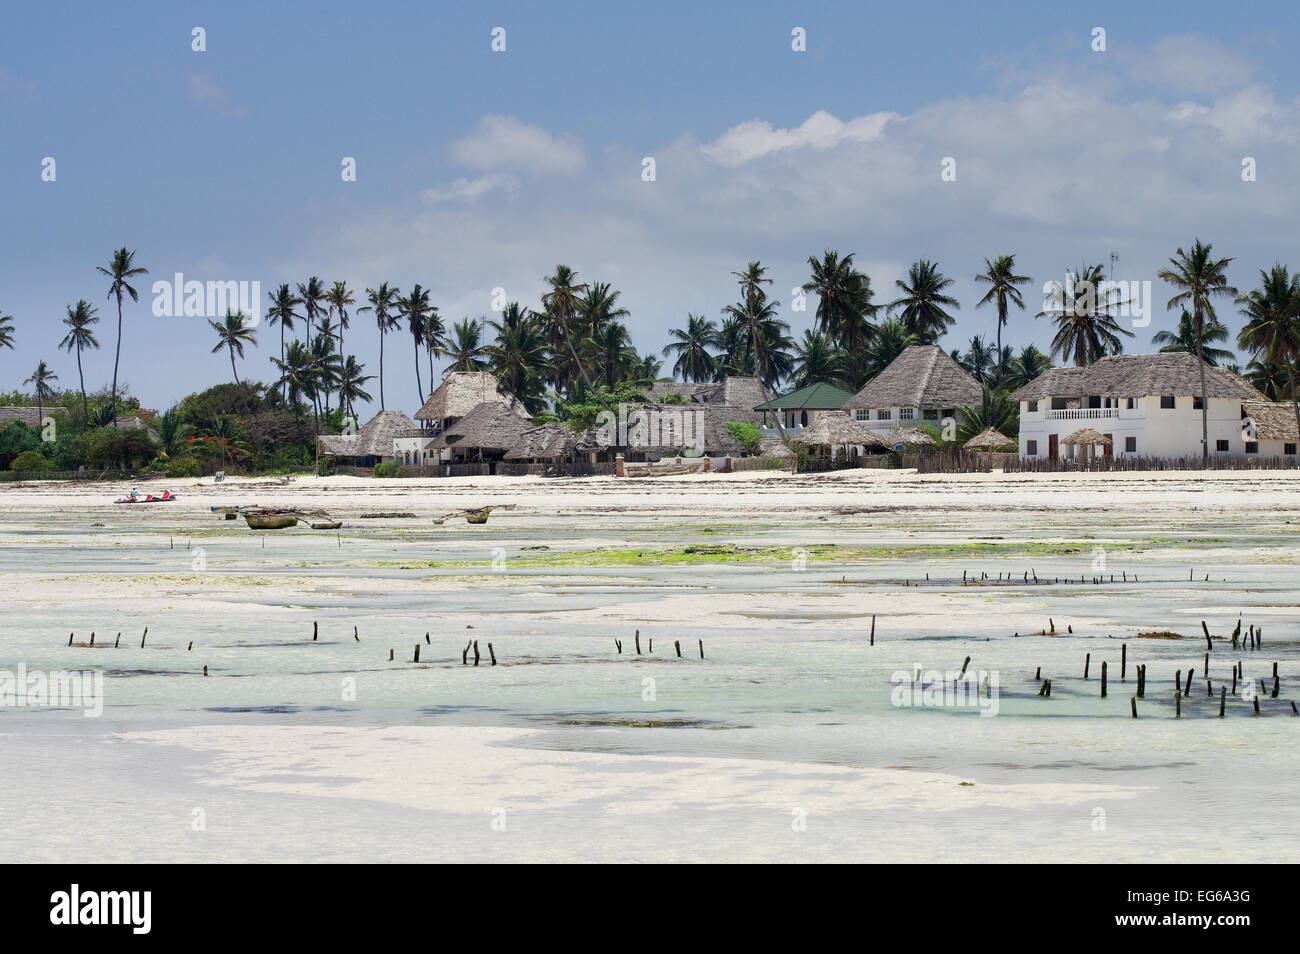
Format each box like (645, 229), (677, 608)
(942, 408), (955, 419)
(1027, 400), (1038, 412)
(877, 409), (891, 420)
(1193, 396), (1204, 410)
(1125, 437), (1137, 453)
(922, 409), (938, 420)
(899, 407), (914, 420)
(1160, 395), (1176, 409)
(1126, 398), (1136, 410)
(1027, 440), (1038, 456)
(1216, 439), (1229, 452)
(854, 409), (867, 421)
(1246, 441), (1259, 454)
(1051, 397), (1068, 410)
(1287, 443), (1297, 456)
(800, 410), (808, 427)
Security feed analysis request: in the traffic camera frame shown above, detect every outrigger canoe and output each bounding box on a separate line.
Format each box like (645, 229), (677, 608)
(432, 504), (515, 525)
(243, 509), (300, 530)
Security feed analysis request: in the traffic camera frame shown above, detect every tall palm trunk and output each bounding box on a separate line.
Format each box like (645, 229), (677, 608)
(1288, 364), (1300, 464)
(378, 332), (386, 410)
(1195, 305), (1208, 464)
(280, 324), (287, 401)
(413, 340), (424, 403)
(76, 345), (88, 424)
(110, 290), (123, 422)
(230, 347), (240, 385)
(749, 320), (789, 447)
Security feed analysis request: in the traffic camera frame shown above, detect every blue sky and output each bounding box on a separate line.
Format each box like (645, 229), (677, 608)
(3, 0), (1298, 414)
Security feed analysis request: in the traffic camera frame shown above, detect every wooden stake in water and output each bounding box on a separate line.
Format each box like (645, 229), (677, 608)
(115, 633), (120, 648)
(473, 640), (480, 666)
(635, 630), (641, 655)
(141, 626), (148, 649)
(488, 643), (497, 666)
(674, 640), (682, 658)
(698, 639), (704, 659)
(1219, 686), (1226, 717)
(1121, 643), (1127, 681)
(413, 644), (420, 663)
(1084, 653), (1091, 680)
(1131, 697), (1137, 718)
(870, 615), (876, 646)
(313, 621), (318, 642)
(1101, 661), (1108, 698)
(1176, 690), (1181, 718)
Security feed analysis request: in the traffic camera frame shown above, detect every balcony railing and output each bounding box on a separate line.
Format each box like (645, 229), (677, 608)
(1045, 408), (1121, 420)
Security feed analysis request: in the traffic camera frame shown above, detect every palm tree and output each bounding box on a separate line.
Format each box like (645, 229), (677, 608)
(358, 282), (400, 410)
(266, 284), (302, 401)
(592, 320), (636, 391)
(324, 280), (356, 364)
(1007, 344), (1052, 389)
(580, 282), (629, 339)
(208, 308), (258, 384)
(540, 265), (594, 400)
(722, 262), (792, 443)
(1159, 240), (1237, 463)
(974, 254), (1032, 378)
(1152, 309), (1235, 365)
(888, 259), (959, 344)
(297, 276), (327, 345)
(486, 303), (551, 414)
(662, 314), (719, 382)
(1237, 264), (1300, 451)
(956, 384), (1019, 443)
(0, 312), (14, 350)
(96, 247), (148, 423)
(1037, 264), (1134, 366)
(803, 250), (877, 383)
(337, 356), (374, 421)
(958, 334), (997, 384)
(396, 285), (433, 402)
(446, 318), (488, 372)
(310, 333), (343, 419)
(422, 303), (446, 392)
(791, 330), (846, 388)
(24, 361), (58, 424)
(272, 339), (318, 451)
(58, 300), (100, 423)
(862, 317), (918, 379)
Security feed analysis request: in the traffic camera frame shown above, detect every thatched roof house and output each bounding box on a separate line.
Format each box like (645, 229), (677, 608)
(754, 381), (855, 429)
(963, 427), (1017, 451)
(842, 346), (981, 426)
(1242, 401), (1300, 441)
(638, 376), (768, 424)
(791, 410), (892, 452)
(435, 402), (533, 458)
(504, 422), (596, 462)
(414, 371), (524, 428)
(1010, 353), (1264, 402)
(885, 426), (936, 447)
(582, 403), (745, 459)
(0, 406), (67, 428)
(317, 409), (416, 462)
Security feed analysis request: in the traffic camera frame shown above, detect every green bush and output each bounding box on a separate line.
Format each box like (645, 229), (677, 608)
(373, 461), (400, 478)
(723, 421), (763, 455)
(165, 456), (201, 478)
(9, 450), (52, 472)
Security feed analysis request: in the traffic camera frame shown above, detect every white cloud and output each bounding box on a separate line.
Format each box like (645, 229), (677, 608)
(1124, 34), (1255, 95)
(421, 174), (520, 204)
(186, 74), (247, 118)
(450, 115), (585, 174)
(700, 109), (896, 166)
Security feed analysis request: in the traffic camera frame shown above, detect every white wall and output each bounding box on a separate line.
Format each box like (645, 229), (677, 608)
(1019, 396), (1251, 459)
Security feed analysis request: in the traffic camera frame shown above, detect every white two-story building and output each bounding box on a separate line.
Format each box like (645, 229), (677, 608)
(1012, 353), (1270, 460)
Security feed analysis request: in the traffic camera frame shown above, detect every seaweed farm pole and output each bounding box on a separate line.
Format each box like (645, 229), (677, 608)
(114, 633), (120, 648)
(635, 630), (642, 655)
(141, 626), (148, 649)
(1084, 653), (1090, 680)
(1176, 690), (1181, 718)
(1121, 643), (1127, 681)
(1220, 687), (1226, 717)
(313, 621), (318, 642)
(1131, 697), (1137, 718)
(870, 615), (876, 646)
(67, 633), (73, 647)
(1100, 661), (1108, 698)
(413, 644), (420, 663)
(488, 643), (496, 666)
(674, 640), (681, 658)
(614, 639), (622, 654)
(354, 626), (359, 642)
(698, 639), (704, 659)
(389, 649), (394, 661)
(1202, 621), (1212, 651)
(473, 640), (480, 666)
(1184, 669), (1194, 695)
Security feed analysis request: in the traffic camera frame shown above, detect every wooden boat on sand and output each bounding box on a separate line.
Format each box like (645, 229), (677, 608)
(243, 509), (300, 530)
(433, 504), (515, 525)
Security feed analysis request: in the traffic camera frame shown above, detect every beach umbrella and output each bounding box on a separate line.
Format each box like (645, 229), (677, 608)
(963, 427), (1017, 451)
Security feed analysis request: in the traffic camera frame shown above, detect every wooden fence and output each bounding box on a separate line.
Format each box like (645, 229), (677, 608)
(0, 468), (135, 482)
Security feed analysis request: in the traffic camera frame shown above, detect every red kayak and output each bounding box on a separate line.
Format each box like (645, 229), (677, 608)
(114, 491), (178, 504)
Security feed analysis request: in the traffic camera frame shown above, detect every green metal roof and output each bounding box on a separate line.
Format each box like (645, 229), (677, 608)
(753, 381), (854, 411)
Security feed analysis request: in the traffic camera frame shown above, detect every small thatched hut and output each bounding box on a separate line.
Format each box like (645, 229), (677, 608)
(415, 371), (525, 433)
(885, 426), (936, 448)
(791, 410), (892, 458)
(1060, 426), (1113, 462)
(963, 427), (1017, 451)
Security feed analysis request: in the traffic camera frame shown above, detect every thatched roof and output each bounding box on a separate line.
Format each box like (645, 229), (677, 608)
(415, 371), (524, 422)
(886, 426), (935, 447)
(640, 381), (717, 403)
(504, 422), (591, 460)
(963, 427), (1017, 451)
(639, 376), (768, 425)
(581, 403), (746, 456)
(1242, 401), (1300, 441)
(757, 436), (795, 458)
(1011, 353), (1266, 402)
(0, 406), (67, 427)
(1061, 427), (1112, 446)
(115, 416), (161, 442)
(754, 381), (855, 411)
(318, 409), (417, 459)
(438, 402), (533, 451)
(843, 345), (981, 411)
(791, 410), (893, 449)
